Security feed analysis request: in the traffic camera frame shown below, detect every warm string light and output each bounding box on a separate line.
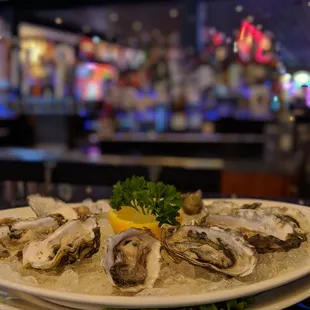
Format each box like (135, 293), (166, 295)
(132, 21), (142, 32)
(235, 5), (243, 12)
(82, 25), (91, 33)
(169, 8), (179, 18)
(247, 15), (255, 23)
(109, 12), (119, 23)
(55, 17), (63, 25)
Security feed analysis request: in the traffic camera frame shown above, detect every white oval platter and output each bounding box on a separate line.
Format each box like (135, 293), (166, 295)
(2, 274), (310, 310)
(0, 199), (309, 309)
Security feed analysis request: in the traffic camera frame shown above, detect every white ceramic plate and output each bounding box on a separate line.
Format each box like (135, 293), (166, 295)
(2, 274), (310, 310)
(0, 199), (309, 309)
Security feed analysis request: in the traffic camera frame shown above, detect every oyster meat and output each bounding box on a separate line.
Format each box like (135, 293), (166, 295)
(201, 209), (307, 253)
(241, 204), (310, 233)
(162, 225), (257, 277)
(0, 225), (10, 241)
(28, 195), (103, 220)
(0, 215), (65, 258)
(103, 228), (161, 293)
(182, 190), (204, 215)
(23, 217), (100, 270)
(204, 200), (239, 215)
(9, 215), (65, 241)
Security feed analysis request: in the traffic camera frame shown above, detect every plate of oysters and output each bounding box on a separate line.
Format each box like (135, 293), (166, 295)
(0, 176), (309, 310)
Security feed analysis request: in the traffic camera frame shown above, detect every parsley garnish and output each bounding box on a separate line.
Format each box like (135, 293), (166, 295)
(109, 176), (183, 227)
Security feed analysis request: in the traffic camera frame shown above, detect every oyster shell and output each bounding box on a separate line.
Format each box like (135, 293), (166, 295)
(242, 204), (310, 233)
(205, 200), (309, 232)
(162, 225), (257, 277)
(23, 217), (100, 270)
(9, 215), (65, 241)
(182, 190), (204, 215)
(103, 228), (161, 293)
(204, 200), (239, 215)
(0, 242), (9, 259)
(200, 209), (307, 253)
(28, 195), (102, 220)
(0, 215), (66, 258)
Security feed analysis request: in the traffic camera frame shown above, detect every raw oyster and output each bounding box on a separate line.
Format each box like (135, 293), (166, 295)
(204, 200), (239, 215)
(8, 215), (65, 241)
(162, 225), (257, 277)
(103, 228), (161, 293)
(182, 190), (204, 215)
(241, 204), (310, 233)
(28, 195), (102, 220)
(0, 215), (65, 258)
(200, 209), (307, 253)
(0, 242), (9, 259)
(23, 217), (100, 270)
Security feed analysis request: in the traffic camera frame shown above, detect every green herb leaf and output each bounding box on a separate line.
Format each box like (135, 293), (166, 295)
(109, 176), (183, 227)
(200, 305), (218, 310)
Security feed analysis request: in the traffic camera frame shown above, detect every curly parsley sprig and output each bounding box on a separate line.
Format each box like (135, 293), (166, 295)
(109, 176), (183, 226)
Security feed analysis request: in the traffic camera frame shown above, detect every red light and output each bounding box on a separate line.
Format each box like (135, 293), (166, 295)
(237, 20), (273, 64)
(212, 32), (224, 46)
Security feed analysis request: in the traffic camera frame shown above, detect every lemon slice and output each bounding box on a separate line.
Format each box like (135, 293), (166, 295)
(109, 206), (183, 239)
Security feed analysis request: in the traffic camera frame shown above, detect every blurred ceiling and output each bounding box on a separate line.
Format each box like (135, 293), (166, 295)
(207, 0), (310, 68)
(13, 0), (310, 68)
(27, 2), (183, 44)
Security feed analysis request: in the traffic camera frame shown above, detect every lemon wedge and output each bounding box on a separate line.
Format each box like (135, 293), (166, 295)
(109, 206), (183, 239)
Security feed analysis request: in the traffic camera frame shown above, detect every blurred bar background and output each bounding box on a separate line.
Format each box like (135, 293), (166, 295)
(1, 0), (310, 207)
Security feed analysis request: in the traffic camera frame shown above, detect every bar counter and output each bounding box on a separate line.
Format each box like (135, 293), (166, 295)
(0, 147), (301, 198)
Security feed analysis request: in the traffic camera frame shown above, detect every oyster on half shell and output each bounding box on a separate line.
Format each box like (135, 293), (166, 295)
(28, 195), (103, 221)
(240, 204), (310, 233)
(205, 200), (310, 235)
(23, 217), (100, 270)
(199, 209), (307, 253)
(0, 215), (65, 258)
(103, 228), (161, 293)
(162, 225), (258, 277)
(204, 200), (239, 215)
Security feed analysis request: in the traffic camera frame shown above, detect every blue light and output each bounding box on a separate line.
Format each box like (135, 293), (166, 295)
(271, 95), (280, 111)
(78, 108), (89, 118)
(297, 302), (310, 309)
(204, 110), (220, 121)
(83, 120), (93, 131)
(92, 36), (101, 44)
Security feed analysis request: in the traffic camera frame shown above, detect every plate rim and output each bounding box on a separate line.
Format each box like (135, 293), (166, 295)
(0, 198), (309, 308)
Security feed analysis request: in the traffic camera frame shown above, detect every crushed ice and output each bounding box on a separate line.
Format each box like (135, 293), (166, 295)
(0, 213), (308, 296)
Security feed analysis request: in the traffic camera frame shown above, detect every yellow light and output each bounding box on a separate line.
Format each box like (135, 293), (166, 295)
(55, 17), (63, 25)
(235, 5), (243, 12)
(109, 12), (119, 22)
(169, 8), (179, 18)
(257, 24), (263, 30)
(289, 116), (295, 122)
(247, 15), (254, 22)
(82, 25), (91, 33)
(132, 21), (142, 32)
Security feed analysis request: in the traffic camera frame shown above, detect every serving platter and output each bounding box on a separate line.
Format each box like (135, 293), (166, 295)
(1, 274), (310, 310)
(0, 199), (309, 309)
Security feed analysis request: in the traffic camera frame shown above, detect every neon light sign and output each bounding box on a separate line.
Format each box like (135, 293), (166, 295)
(237, 20), (273, 64)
